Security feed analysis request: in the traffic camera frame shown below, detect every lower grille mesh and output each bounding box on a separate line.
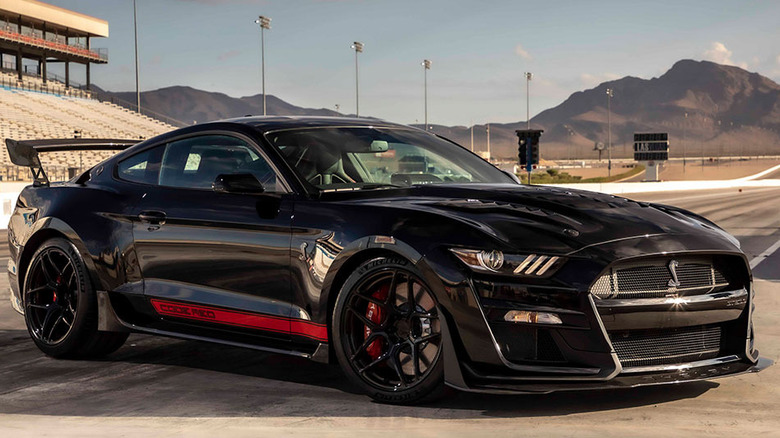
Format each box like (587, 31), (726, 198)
(610, 325), (721, 368)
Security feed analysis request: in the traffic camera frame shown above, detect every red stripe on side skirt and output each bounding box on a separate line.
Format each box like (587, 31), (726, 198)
(150, 299), (328, 342)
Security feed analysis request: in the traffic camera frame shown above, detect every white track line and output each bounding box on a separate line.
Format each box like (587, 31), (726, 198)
(750, 237), (780, 269)
(739, 163), (780, 181)
(636, 187), (779, 204)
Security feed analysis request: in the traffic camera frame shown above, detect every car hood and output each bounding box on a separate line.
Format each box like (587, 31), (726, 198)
(335, 183), (741, 255)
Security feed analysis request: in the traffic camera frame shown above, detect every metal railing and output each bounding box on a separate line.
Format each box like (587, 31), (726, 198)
(0, 72), (94, 99)
(1, 165), (71, 183)
(0, 68), (186, 127)
(0, 27), (108, 62)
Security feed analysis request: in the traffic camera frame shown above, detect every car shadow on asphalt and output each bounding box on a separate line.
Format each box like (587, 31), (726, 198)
(0, 329), (719, 419)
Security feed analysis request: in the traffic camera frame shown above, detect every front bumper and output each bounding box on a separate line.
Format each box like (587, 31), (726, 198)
(436, 249), (770, 393)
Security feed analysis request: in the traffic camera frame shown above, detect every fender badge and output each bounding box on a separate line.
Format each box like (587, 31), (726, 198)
(23, 212), (36, 226)
(374, 236), (395, 245)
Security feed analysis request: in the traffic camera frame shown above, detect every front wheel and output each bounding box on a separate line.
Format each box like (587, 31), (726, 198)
(332, 256), (444, 404)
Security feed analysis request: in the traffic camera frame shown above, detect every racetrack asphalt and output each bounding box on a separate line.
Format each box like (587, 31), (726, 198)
(0, 186), (778, 437)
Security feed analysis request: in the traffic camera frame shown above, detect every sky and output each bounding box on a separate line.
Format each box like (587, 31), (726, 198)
(37, 0), (780, 126)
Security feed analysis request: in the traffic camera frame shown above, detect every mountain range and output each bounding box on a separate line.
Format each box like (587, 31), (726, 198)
(102, 60), (780, 159)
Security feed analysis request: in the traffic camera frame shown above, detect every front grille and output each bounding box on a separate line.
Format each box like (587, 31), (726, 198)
(610, 325), (721, 368)
(590, 257), (729, 299)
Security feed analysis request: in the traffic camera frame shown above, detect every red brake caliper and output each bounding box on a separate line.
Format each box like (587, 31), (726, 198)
(364, 283), (389, 359)
(52, 275), (62, 303)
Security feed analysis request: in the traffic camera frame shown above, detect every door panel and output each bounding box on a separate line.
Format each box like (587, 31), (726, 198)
(126, 134), (296, 340)
(133, 188), (294, 335)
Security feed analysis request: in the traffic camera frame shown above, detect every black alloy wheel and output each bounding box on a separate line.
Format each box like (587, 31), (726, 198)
(23, 237), (129, 358)
(25, 246), (79, 345)
(333, 257), (444, 403)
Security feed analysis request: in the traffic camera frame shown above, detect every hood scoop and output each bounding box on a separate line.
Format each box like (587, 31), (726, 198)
(426, 198), (583, 227)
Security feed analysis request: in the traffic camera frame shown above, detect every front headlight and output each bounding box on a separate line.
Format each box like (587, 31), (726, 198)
(450, 248), (565, 277)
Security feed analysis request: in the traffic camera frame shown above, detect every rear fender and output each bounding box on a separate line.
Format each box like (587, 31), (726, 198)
(17, 217), (103, 307)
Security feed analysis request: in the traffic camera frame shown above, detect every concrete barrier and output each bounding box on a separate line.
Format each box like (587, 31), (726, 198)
(0, 182), (31, 229)
(547, 163), (780, 195)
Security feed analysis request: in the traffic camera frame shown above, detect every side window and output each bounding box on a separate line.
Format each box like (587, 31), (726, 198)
(158, 135), (280, 191)
(117, 145), (164, 185)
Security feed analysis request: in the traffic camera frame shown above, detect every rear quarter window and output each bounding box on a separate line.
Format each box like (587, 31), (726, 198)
(117, 146), (164, 185)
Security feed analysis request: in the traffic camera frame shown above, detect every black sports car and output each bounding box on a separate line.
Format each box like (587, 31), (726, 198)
(5, 117), (770, 403)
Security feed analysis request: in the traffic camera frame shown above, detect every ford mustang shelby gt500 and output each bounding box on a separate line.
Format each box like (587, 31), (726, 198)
(6, 117), (770, 403)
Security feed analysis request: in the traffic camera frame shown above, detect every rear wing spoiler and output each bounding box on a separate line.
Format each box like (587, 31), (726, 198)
(5, 138), (140, 186)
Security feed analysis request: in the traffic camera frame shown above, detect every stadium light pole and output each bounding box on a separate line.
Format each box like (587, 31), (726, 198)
(486, 123), (491, 160)
(351, 42), (363, 117)
(606, 88), (614, 177)
(683, 112), (688, 173)
(133, 0), (140, 113)
(470, 123), (474, 152)
(254, 16), (271, 116)
(422, 59), (431, 130)
(524, 72), (532, 129)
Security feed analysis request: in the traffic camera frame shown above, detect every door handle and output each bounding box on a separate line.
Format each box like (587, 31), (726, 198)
(138, 210), (167, 225)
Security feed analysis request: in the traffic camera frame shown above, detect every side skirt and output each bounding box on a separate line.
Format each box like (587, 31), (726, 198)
(96, 290), (329, 362)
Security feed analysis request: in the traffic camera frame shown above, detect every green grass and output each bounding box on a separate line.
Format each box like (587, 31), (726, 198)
(516, 165), (645, 184)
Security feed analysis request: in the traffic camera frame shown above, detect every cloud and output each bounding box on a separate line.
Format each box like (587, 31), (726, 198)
(515, 44), (531, 60)
(217, 50), (242, 61)
(776, 54), (780, 65)
(580, 72), (620, 87)
(703, 42), (748, 69)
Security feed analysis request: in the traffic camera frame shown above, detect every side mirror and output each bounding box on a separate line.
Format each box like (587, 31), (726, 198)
(213, 173), (265, 194)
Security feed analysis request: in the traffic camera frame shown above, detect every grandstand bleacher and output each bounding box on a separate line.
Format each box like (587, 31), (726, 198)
(1, 83), (174, 181)
(0, 0), (176, 182)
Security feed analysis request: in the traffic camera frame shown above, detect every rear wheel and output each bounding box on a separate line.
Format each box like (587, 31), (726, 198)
(333, 256), (444, 404)
(23, 237), (128, 358)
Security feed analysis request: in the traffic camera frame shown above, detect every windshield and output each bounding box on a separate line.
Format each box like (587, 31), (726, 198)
(265, 127), (512, 191)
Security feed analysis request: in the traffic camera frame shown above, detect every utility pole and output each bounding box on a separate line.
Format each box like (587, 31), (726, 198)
(351, 42), (363, 117)
(683, 112), (688, 173)
(486, 124), (491, 161)
(422, 59), (431, 130)
(254, 16), (272, 115)
(133, 0), (140, 113)
(470, 124), (474, 152)
(524, 72), (532, 129)
(606, 88), (614, 177)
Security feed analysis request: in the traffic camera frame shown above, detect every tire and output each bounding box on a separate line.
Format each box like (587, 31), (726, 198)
(22, 237), (128, 358)
(332, 256), (445, 404)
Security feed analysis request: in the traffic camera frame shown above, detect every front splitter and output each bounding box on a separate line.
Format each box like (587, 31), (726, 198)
(448, 357), (773, 395)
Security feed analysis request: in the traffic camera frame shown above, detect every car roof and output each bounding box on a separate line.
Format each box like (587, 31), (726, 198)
(216, 115), (418, 132)
(109, 116), (427, 163)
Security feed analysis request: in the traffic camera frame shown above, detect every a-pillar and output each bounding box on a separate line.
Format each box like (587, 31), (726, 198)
(65, 61), (70, 88)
